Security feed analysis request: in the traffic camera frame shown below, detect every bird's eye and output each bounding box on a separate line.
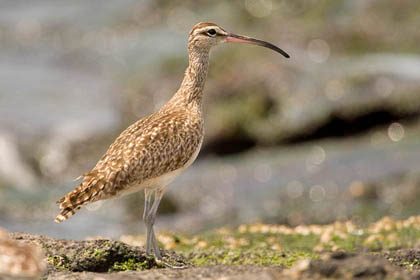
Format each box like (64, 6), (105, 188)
(207, 29), (217, 36)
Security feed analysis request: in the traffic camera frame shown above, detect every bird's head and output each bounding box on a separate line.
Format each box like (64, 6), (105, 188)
(188, 22), (289, 58)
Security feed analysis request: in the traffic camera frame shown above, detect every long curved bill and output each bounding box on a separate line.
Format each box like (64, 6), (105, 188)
(227, 33), (290, 58)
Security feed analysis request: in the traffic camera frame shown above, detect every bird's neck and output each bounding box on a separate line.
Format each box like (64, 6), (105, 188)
(172, 49), (210, 108)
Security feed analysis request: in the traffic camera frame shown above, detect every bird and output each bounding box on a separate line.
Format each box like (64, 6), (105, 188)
(55, 22), (289, 261)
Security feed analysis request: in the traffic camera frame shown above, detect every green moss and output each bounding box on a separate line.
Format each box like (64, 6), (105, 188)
(110, 258), (150, 271)
(47, 255), (71, 270)
(174, 228), (319, 252)
(172, 227), (320, 268)
(46, 216), (420, 273)
(402, 260), (416, 271)
(154, 217), (420, 270)
(187, 248), (317, 268)
(92, 248), (106, 259)
(393, 227), (420, 248)
(330, 233), (366, 252)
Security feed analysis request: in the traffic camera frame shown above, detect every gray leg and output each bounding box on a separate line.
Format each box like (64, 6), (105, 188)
(144, 188), (165, 260)
(143, 188), (153, 255)
(144, 188), (187, 269)
(149, 190), (164, 259)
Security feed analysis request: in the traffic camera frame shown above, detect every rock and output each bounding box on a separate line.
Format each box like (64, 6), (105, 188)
(45, 266), (283, 280)
(383, 248), (420, 271)
(8, 232), (188, 273)
(0, 131), (38, 190)
(4, 231), (420, 279)
(284, 252), (416, 280)
(0, 228), (46, 278)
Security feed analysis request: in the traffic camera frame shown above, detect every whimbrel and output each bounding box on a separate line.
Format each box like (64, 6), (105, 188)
(55, 22), (289, 261)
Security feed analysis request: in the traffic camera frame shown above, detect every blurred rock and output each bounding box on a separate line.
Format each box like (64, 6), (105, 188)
(283, 252), (415, 279)
(246, 54), (420, 145)
(0, 228), (46, 278)
(45, 266), (283, 280)
(384, 249), (420, 271)
(0, 131), (38, 190)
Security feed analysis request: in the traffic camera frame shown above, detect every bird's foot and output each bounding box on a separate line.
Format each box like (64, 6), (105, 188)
(149, 251), (186, 269)
(153, 251), (162, 262)
(162, 261), (188, 269)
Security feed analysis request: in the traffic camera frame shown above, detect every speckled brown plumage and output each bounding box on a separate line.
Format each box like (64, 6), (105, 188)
(54, 24), (220, 223)
(55, 22), (289, 261)
(55, 105), (203, 222)
(55, 54), (206, 222)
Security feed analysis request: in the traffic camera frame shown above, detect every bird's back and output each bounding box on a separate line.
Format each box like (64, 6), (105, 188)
(55, 105), (203, 222)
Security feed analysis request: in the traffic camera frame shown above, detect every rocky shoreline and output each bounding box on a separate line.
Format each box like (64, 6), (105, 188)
(1, 221), (420, 279)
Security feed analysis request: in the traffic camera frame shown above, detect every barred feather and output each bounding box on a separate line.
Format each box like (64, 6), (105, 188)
(55, 173), (106, 222)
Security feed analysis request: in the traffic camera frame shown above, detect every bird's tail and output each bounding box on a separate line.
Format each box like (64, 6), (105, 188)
(55, 199), (83, 223)
(55, 172), (105, 223)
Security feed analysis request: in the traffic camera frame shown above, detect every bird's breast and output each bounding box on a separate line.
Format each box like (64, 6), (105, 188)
(120, 136), (203, 196)
(146, 137), (202, 187)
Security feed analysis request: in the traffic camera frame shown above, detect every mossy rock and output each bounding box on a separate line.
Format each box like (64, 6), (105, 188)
(9, 232), (188, 273)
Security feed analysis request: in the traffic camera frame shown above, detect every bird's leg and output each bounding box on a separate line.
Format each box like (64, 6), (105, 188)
(145, 188), (164, 260)
(143, 189), (186, 269)
(143, 188), (154, 255)
(143, 192), (160, 258)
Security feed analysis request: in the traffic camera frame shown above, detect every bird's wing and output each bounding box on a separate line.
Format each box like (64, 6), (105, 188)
(55, 110), (202, 222)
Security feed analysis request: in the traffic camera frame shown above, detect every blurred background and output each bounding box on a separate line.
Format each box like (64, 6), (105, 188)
(1, 0), (420, 240)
